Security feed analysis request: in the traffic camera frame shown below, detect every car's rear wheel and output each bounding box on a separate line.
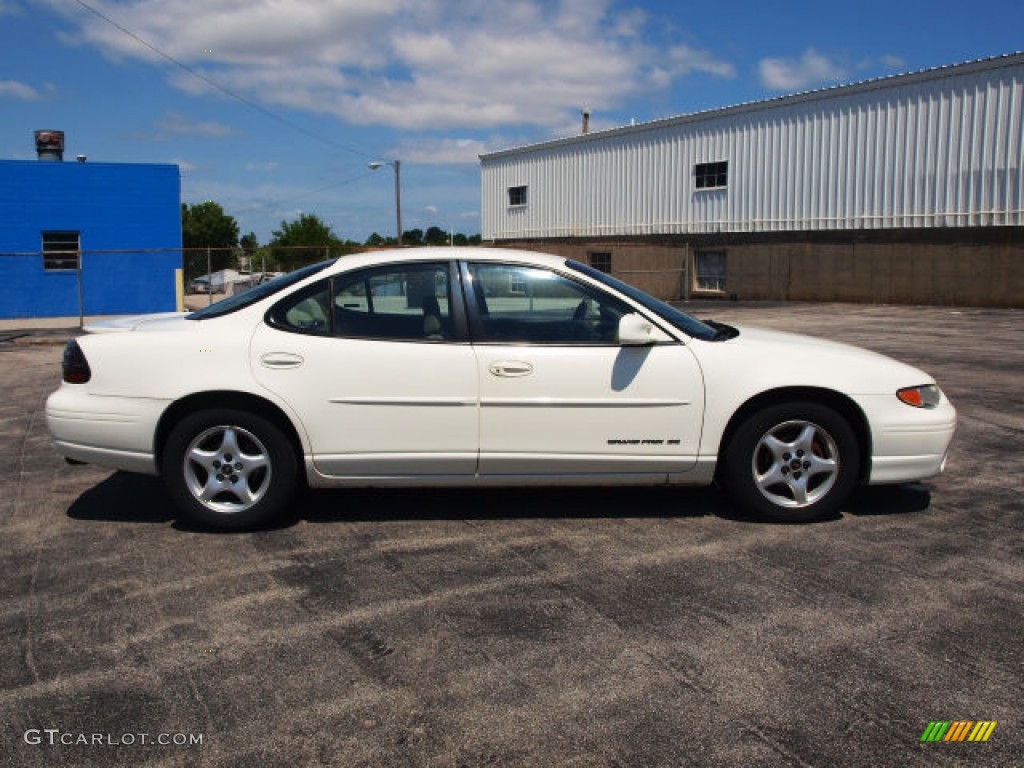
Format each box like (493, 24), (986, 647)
(721, 401), (859, 522)
(163, 409), (297, 531)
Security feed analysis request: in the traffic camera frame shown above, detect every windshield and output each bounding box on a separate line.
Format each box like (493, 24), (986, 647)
(566, 260), (719, 341)
(187, 260), (334, 320)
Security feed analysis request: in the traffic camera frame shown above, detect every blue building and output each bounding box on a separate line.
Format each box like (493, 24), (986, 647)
(0, 140), (181, 319)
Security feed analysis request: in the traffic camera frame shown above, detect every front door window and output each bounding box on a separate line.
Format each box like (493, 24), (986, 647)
(467, 263), (630, 344)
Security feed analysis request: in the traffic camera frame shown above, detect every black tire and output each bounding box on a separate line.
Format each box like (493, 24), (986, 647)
(162, 409), (298, 531)
(721, 401), (859, 522)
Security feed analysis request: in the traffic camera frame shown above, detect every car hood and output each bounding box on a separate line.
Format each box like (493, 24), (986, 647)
(84, 312), (191, 334)
(730, 326), (894, 360)
(695, 324), (934, 393)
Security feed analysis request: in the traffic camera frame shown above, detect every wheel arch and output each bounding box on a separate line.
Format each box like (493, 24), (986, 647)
(154, 391), (305, 474)
(716, 387), (872, 483)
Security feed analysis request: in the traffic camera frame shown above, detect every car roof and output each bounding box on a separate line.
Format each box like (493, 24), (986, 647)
(322, 247), (568, 275)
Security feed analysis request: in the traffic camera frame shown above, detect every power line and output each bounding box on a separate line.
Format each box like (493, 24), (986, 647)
(71, 0), (377, 161)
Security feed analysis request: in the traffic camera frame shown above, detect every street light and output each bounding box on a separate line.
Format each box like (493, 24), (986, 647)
(368, 159), (402, 247)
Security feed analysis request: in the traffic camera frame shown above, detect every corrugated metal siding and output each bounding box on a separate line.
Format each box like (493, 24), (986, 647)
(481, 57), (1024, 240)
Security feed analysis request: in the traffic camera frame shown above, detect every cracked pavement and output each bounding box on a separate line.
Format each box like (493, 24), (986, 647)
(0, 302), (1020, 767)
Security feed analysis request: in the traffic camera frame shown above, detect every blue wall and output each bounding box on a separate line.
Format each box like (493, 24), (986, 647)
(0, 159), (181, 319)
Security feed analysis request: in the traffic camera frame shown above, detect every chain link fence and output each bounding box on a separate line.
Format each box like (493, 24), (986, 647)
(180, 245), (350, 310)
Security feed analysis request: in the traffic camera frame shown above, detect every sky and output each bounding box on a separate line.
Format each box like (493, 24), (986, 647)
(1, 0), (1022, 245)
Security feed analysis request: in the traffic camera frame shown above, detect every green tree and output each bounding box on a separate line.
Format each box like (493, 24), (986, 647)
(364, 228), (480, 250)
(424, 226), (448, 246)
(269, 213), (355, 270)
(239, 232), (259, 272)
(240, 231), (259, 254)
(181, 201), (240, 278)
(402, 228), (424, 246)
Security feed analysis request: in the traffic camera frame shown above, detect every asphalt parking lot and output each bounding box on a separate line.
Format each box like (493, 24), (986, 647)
(1, 301), (1020, 768)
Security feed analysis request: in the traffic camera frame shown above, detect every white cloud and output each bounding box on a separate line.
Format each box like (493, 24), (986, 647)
(611, 7), (647, 38)
(156, 111), (237, 138)
(50, 0), (735, 132)
(0, 0), (22, 17)
(759, 48), (847, 91)
(396, 137), (492, 165)
(245, 161), (280, 172)
(853, 54), (907, 75)
(0, 79), (42, 101)
(668, 45), (736, 79)
(171, 158), (201, 173)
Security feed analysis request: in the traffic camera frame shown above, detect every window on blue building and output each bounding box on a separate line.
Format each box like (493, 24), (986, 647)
(42, 231), (80, 271)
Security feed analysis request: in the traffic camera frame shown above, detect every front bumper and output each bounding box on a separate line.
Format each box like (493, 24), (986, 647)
(852, 393), (957, 485)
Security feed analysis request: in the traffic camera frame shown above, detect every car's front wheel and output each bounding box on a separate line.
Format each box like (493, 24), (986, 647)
(721, 402), (860, 522)
(163, 409), (297, 531)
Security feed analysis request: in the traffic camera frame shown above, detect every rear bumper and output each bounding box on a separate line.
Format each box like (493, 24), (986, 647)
(51, 440), (157, 474)
(46, 386), (166, 475)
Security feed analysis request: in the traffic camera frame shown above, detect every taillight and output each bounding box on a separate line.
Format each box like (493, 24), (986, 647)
(897, 384), (941, 409)
(62, 339), (91, 384)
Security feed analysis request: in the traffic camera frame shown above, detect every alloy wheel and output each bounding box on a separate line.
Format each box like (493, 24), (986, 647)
(182, 425), (273, 514)
(751, 419), (839, 509)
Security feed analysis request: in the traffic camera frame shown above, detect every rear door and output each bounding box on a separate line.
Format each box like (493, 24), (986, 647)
(251, 261), (479, 477)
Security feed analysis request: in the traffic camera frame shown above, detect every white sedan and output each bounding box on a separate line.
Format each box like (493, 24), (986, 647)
(47, 248), (956, 530)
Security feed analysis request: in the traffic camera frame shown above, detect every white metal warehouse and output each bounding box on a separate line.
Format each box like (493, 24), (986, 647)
(480, 52), (1024, 307)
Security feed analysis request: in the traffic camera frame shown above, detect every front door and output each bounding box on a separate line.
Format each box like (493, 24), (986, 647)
(464, 261), (704, 476)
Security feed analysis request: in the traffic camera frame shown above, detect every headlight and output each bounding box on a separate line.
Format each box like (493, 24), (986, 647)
(897, 384), (941, 409)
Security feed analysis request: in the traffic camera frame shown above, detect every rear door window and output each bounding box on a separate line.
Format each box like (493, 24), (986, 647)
(333, 263), (453, 341)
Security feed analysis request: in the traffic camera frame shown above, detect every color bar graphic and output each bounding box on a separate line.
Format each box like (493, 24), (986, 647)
(967, 721), (998, 742)
(921, 721), (949, 741)
(920, 721), (997, 742)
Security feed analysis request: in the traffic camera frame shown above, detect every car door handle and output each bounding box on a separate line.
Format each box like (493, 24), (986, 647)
(260, 352), (304, 369)
(488, 361), (533, 377)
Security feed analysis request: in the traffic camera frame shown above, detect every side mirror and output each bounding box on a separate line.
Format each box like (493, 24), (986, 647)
(618, 313), (657, 346)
